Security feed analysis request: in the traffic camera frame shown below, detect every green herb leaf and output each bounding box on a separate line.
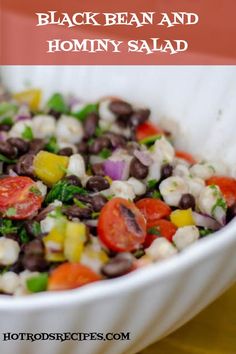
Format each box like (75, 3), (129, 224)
(31, 221), (41, 237)
(147, 227), (161, 236)
(0, 117), (13, 126)
(147, 179), (158, 189)
(212, 197), (227, 215)
(19, 228), (30, 244)
(0, 154), (17, 164)
(91, 212), (100, 219)
(140, 134), (162, 146)
(72, 103), (98, 122)
(26, 273), (48, 293)
(152, 190), (161, 199)
(199, 228), (212, 238)
(73, 198), (87, 208)
(0, 220), (18, 236)
(45, 136), (59, 154)
(47, 93), (69, 114)
(0, 102), (17, 117)
(98, 148), (111, 159)
(95, 126), (107, 137)
(45, 180), (88, 204)
(132, 249), (145, 258)
(22, 126), (34, 141)
(29, 186), (42, 196)
(5, 207), (16, 217)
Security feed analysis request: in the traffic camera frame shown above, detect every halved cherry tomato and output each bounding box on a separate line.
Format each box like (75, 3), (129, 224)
(144, 219), (177, 248)
(136, 122), (163, 141)
(136, 198), (171, 223)
(0, 176), (43, 219)
(206, 176), (236, 207)
(98, 197), (146, 252)
(175, 150), (196, 165)
(48, 263), (101, 291)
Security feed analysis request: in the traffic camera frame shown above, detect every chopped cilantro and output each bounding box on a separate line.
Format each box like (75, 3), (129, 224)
(47, 93), (69, 114)
(152, 190), (161, 199)
(6, 207), (16, 217)
(133, 249), (145, 258)
(98, 148), (111, 159)
(104, 194), (114, 201)
(22, 126), (34, 141)
(29, 186), (42, 196)
(147, 227), (161, 236)
(19, 228), (30, 244)
(92, 212), (100, 219)
(199, 228), (212, 238)
(45, 136), (59, 154)
(95, 126), (107, 137)
(45, 180), (87, 204)
(0, 154), (17, 164)
(31, 221), (41, 237)
(26, 273), (48, 293)
(72, 103), (98, 122)
(0, 117), (13, 126)
(73, 198), (87, 208)
(212, 197), (227, 215)
(0, 220), (18, 236)
(147, 179), (158, 189)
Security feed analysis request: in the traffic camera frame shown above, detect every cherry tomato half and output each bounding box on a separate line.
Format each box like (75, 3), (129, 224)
(136, 122), (163, 141)
(144, 219), (177, 248)
(136, 198), (171, 223)
(206, 176), (236, 207)
(0, 176), (43, 220)
(48, 263), (101, 291)
(98, 197), (146, 252)
(175, 150), (196, 165)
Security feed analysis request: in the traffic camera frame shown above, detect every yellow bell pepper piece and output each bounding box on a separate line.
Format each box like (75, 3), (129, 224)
(33, 151), (69, 186)
(43, 226), (66, 262)
(64, 222), (87, 262)
(13, 89), (42, 111)
(170, 209), (195, 228)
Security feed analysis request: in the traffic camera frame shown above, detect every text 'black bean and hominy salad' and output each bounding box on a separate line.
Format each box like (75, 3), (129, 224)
(0, 87), (235, 295)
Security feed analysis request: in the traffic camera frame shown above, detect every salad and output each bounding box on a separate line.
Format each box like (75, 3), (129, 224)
(0, 87), (235, 296)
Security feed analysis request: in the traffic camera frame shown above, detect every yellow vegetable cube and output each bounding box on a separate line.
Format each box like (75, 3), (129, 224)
(33, 151), (69, 186)
(13, 89), (42, 111)
(170, 209), (195, 228)
(43, 226), (66, 262)
(64, 222), (87, 262)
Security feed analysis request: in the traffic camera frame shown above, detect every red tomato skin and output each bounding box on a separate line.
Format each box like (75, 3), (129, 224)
(136, 198), (171, 223)
(48, 263), (101, 291)
(144, 219), (177, 248)
(175, 150), (196, 165)
(136, 122), (163, 141)
(0, 176), (43, 220)
(206, 176), (236, 207)
(98, 197), (146, 252)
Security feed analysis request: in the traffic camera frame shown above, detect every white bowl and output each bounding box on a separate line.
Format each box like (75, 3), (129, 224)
(1, 66), (236, 354)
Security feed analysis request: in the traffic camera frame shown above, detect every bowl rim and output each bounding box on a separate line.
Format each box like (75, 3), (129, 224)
(0, 218), (235, 311)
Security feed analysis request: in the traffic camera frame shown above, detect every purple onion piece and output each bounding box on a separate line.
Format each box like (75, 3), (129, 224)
(103, 160), (128, 181)
(192, 212), (221, 230)
(0, 132), (7, 142)
(134, 149), (153, 166)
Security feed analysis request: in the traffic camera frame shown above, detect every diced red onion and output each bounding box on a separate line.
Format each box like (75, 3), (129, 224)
(103, 159), (129, 180)
(15, 115), (31, 122)
(213, 207), (226, 226)
(15, 104), (31, 121)
(0, 132), (7, 142)
(192, 212), (221, 230)
(134, 149), (153, 166)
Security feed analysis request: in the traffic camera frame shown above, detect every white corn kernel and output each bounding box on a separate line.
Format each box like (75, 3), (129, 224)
(159, 176), (189, 207)
(9, 120), (33, 138)
(146, 161), (161, 181)
(152, 136), (175, 164)
(40, 216), (56, 234)
(32, 115), (56, 138)
(35, 181), (47, 198)
(127, 177), (146, 196)
(197, 185), (226, 224)
(0, 237), (20, 266)
(99, 99), (116, 123)
(173, 226), (200, 251)
(185, 176), (205, 198)
(56, 115), (83, 143)
(190, 162), (218, 180)
(1, 272), (20, 294)
(146, 237), (177, 261)
(66, 153), (86, 179)
(110, 181), (135, 200)
(173, 164), (190, 178)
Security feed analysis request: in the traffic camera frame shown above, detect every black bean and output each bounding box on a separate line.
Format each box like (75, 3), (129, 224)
(83, 112), (99, 138)
(15, 153), (35, 178)
(24, 239), (45, 256)
(91, 163), (105, 177)
(130, 109), (150, 126)
(0, 124), (11, 132)
(82, 154), (89, 168)
(109, 100), (133, 116)
(86, 176), (110, 192)
(74, 194), (93, 204)
(91, 195), (107, 212)
(116, 115), (131, 128)
(130, 157), (148, 179)
(7, 137), (29, 155)
(64, 205), (92, 219)
(35, 205), (55, 222)
(48, 109), (61, 120)
(101, 253), (135, 278)
(2, 163), (17, 175)
(29, 139), (45, 154)
(58, 147), (73, 156)
(89, 136), (110, 154)
(226, 203), (236, 222)
(76, 141), (88, 154)
(64, 175), (82, 187)
(161, 164), (173, 180)
(179, 193), (196, 210)
(104, 132), (126, 149)
(0, 141), (17, 159)
(22, 254), (48, 272)
(9, 258), (24, 274)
